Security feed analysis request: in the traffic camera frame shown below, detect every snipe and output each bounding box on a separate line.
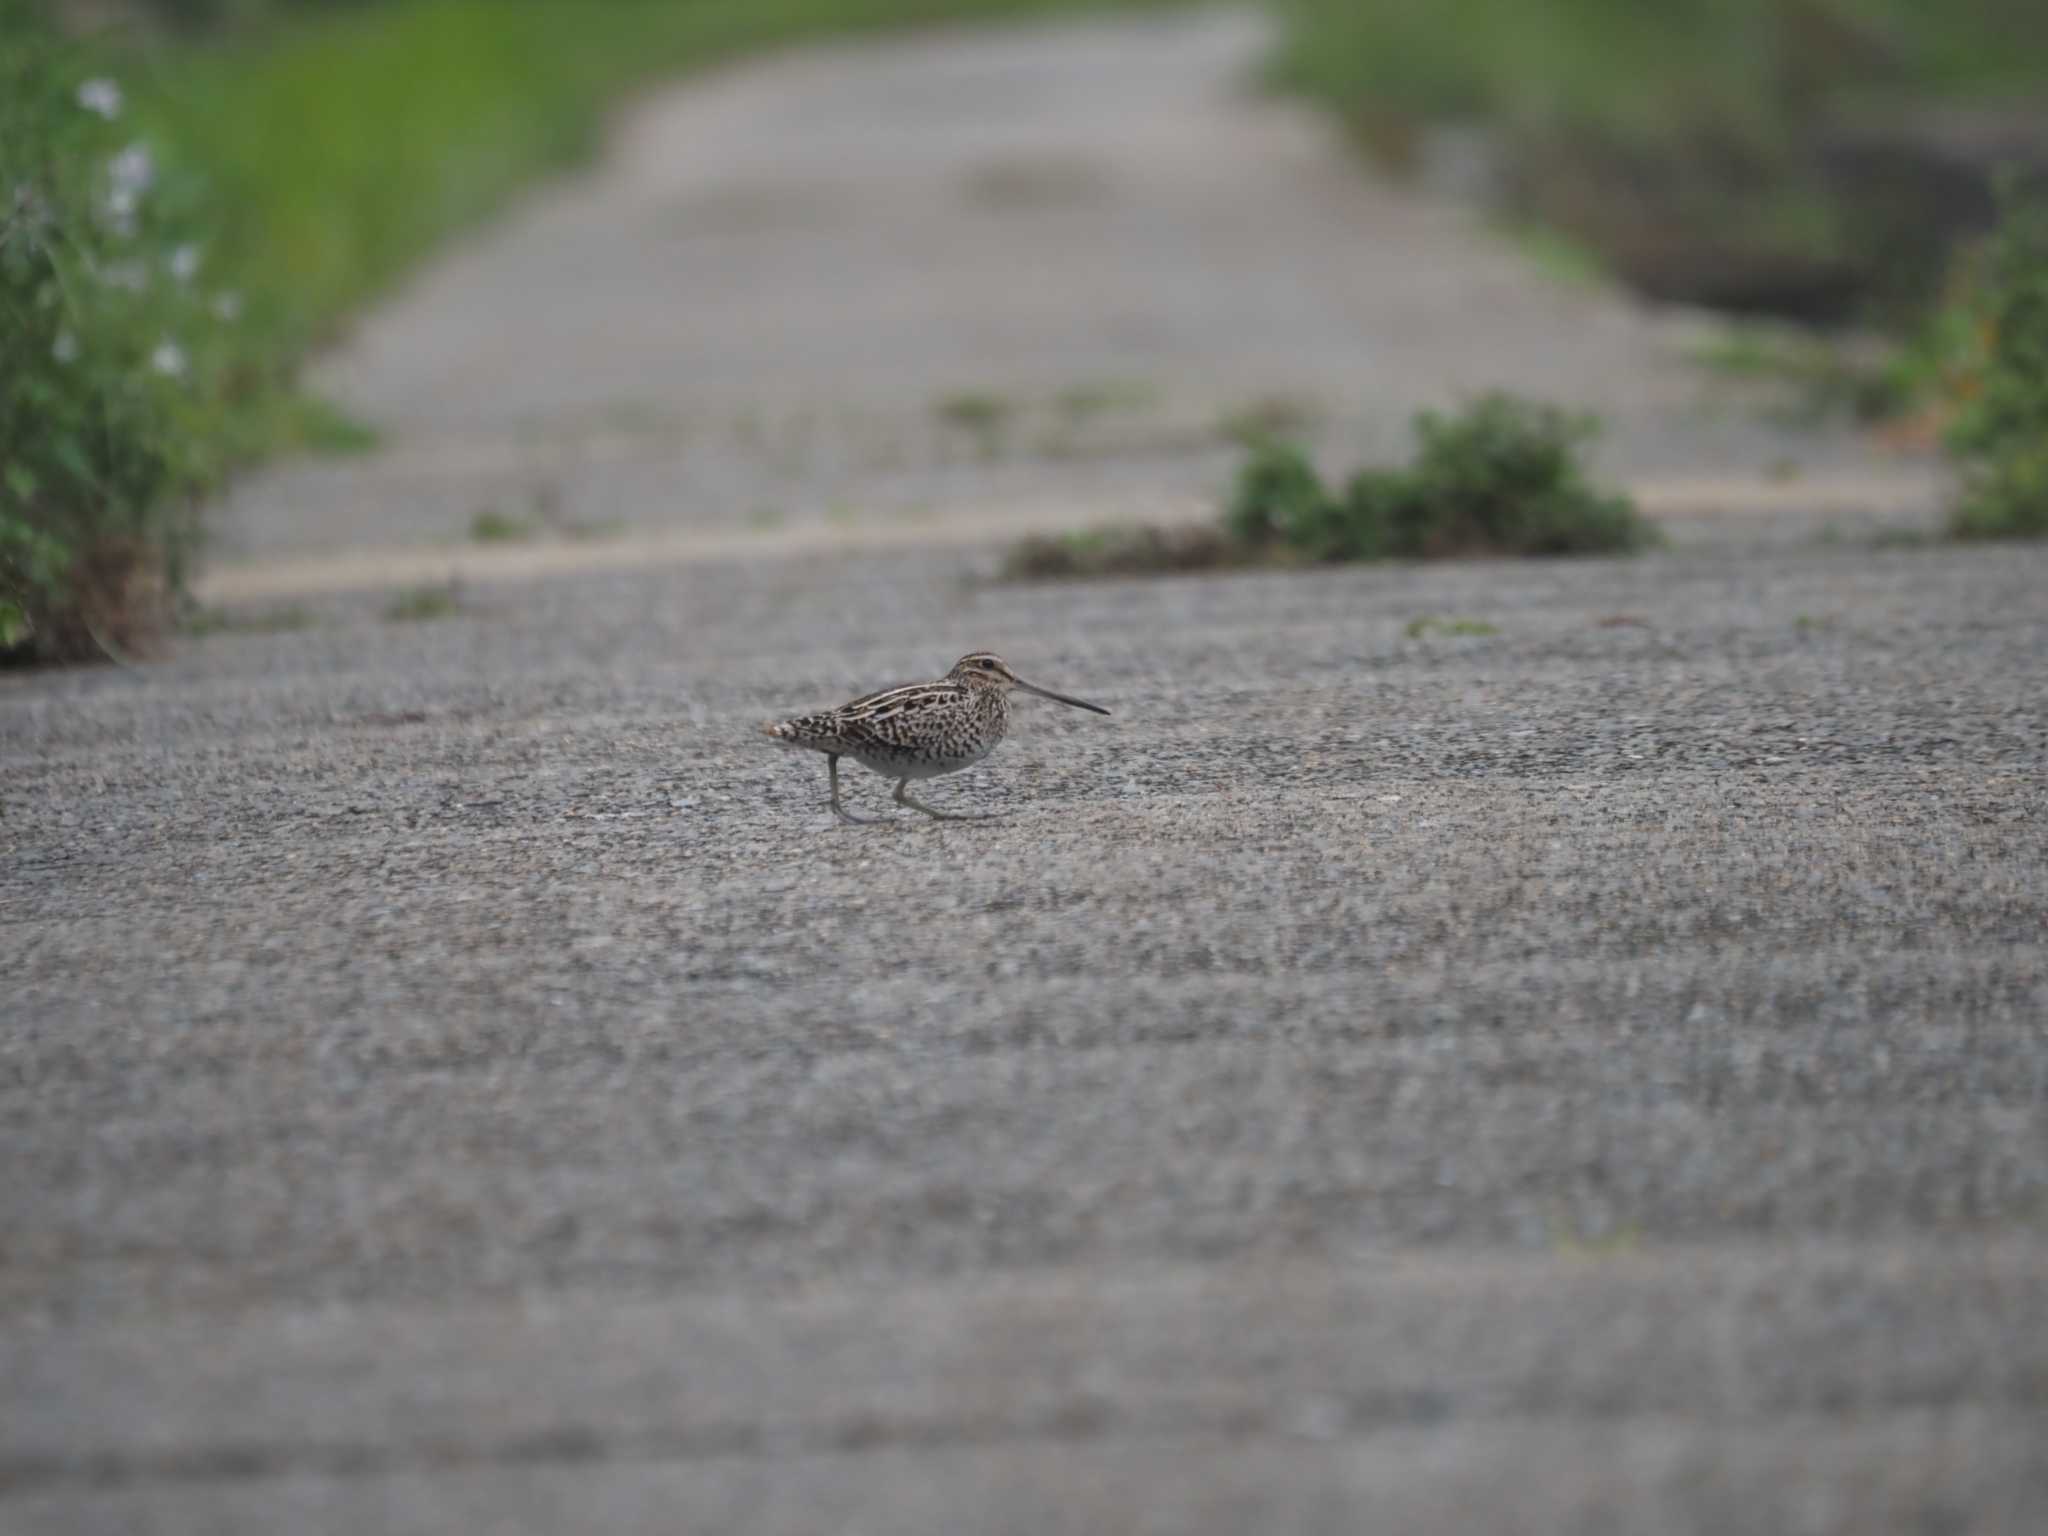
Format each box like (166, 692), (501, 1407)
(761, 651), (1109, 822)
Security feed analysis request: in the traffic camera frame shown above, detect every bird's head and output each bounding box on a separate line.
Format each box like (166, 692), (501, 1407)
(947, 652), (1109, 714)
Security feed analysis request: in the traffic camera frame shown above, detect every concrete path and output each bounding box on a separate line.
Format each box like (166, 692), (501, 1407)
(207, 6), (1928, 585)
(6, 9), (2043, 1534)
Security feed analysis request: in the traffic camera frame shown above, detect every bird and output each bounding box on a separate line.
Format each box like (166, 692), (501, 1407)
(761, 651), (1110, 823)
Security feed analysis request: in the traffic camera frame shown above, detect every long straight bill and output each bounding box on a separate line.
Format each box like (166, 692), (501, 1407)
(1017, 679), (1110, 715)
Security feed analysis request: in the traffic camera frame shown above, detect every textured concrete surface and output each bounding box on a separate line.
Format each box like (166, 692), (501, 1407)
(9, 539), (2046, 1532)
(5, 8), (2045, 1534)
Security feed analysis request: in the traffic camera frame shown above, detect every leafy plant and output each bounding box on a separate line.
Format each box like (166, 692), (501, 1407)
(1381, 395), (1654, 556)
(1009, 394), (1656, 581)
(1053, 377), (1158, 425)
(1405, 614), (1500, 639)
(383, 581), (463, 622)
(1229, 395), (1654, 561)
(2, 7), (236, 660)
(1947, 187), (2048, 540)
(1223, 438), (1336, 548)
(469, 508), (534, 543)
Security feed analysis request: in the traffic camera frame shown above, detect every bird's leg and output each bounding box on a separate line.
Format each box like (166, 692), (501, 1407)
(893, 778), (1003, 821)
(829, 754), (877, 824)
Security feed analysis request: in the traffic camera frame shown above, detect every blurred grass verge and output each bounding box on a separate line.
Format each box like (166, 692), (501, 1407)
(1272, 0), (2048, 327)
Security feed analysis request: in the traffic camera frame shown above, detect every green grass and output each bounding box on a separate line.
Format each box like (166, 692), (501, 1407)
(1498, 222), (1609, 289)
(1273, 0), (2048, 156)
(1686, 323), (1913, 424)
(287, 395), (382, 456)
(1405, 615), (1499, 639)
(1053, 377), (1161, 425)
(383, 582), (463, 623)
(933, 390), (1016, 456)
(934, 391), (1016, 429)
(1214, 393), (1324, 448)
(468, 509), (535, 544)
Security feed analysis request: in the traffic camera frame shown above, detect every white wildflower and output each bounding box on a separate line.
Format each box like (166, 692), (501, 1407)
(108, 144), (155, 198)
(168, 244), (202, 283)
(77, 79), (123, 120)
(52, 331), (80, 365)
(210, 290), (244, 323)
(101, 145), (155, 238)
(102, 187), (138, 239)
(150, 340), (188, 379)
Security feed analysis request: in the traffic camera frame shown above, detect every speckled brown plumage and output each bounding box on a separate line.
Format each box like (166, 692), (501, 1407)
(761, 651), (1109, 822)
